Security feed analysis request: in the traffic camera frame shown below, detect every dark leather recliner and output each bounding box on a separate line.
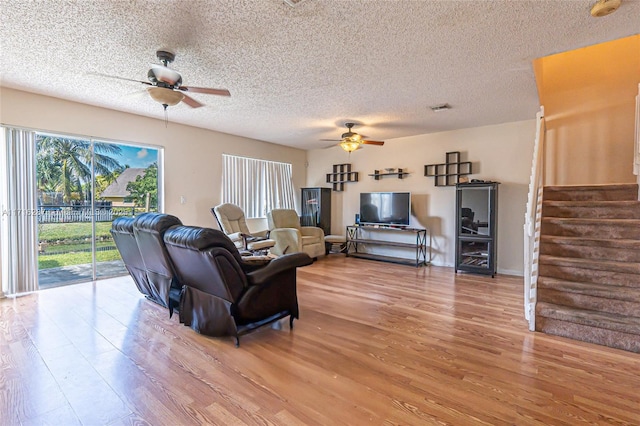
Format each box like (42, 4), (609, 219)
(133, 212), (183, 311)
(110, 217), (154, 299)
(163, 225), (313, 345)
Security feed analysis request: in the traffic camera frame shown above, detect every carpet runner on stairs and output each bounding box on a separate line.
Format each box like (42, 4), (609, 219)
(536, 184), (640, 353)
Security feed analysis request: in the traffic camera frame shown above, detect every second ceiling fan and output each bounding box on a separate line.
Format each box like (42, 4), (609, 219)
(324, 122), (385, 152)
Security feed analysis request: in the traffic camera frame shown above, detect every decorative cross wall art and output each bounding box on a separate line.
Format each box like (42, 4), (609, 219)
(424, 151), (473, 187)
(326, 163), (359, 191)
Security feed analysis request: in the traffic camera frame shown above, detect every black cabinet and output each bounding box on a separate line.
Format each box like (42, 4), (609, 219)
(301, 187), (331, 235)
(455, 182), (498, 277)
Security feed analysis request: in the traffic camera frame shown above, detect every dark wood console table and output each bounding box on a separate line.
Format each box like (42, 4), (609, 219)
(346, 225), (430, 267)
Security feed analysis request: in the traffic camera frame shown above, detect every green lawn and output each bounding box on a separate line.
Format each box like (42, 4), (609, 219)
(38, 221), (122, 269)
(39, 221), (113, 243)
(38, 249), (122, 269)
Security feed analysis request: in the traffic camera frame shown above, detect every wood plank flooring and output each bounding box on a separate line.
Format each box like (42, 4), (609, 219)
(1, 255), (639, 425)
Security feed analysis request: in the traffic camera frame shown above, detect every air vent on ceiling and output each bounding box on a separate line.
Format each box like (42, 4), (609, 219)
(283, 0), (309, 6)
(430, 103), (452, 112)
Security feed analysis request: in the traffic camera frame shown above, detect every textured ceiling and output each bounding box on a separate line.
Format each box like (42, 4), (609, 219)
(1, 0), (639, 150)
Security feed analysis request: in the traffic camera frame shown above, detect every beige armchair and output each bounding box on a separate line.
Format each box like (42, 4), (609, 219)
(267, 209), (325, 258)
(212, 203), (275, 254)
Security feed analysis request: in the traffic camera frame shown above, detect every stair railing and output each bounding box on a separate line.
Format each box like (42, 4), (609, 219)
(524, 106), (545, 331)
(634, 83), (640, 198)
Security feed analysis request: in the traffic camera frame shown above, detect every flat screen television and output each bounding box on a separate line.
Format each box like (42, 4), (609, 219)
(359, 192), (411, 226)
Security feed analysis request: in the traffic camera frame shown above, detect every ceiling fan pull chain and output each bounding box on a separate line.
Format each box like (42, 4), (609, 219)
(163, 104), (169, 127)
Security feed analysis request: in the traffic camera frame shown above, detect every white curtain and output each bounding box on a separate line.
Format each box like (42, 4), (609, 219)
(222, 154), (295, 218)
(0, 127), (39, 296)
(263, 160), (295, 212)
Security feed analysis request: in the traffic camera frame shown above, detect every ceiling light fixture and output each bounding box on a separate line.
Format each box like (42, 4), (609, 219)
(340, 139), (361, 153)
(147, 87), (185, 126)
(590, 0), (621, 17)
(147, 87), (185, 107)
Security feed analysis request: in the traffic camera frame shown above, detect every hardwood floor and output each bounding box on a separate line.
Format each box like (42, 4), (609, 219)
(2, 256), (639, 425)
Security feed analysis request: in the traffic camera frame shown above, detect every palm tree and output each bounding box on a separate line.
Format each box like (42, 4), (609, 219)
(36, 136), (123, 203)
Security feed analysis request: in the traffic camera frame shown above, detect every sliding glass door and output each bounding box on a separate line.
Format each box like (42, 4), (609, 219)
(35, 133), (160, 288)
(94, 143), (160, 280)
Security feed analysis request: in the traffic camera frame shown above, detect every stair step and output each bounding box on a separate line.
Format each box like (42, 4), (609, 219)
(541, 217), (640, 239)
(539, 255), (640, 274)
(538, 263), (640, 288)
(537, 277), (640, 302)
(543, 184), (638, 202)
(540, 236), (640, 262)
(535, 314), (640, 353)
(536, 302), (640, 336)
(542, 200), (640, 219)
(537, 288), (640, 317)
(535, 184), (640, 352)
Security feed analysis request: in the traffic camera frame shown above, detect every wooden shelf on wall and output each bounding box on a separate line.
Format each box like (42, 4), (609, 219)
(368, 169), (410, 180)
(326, 163), (358, 191)
(424, 151), (473, 187)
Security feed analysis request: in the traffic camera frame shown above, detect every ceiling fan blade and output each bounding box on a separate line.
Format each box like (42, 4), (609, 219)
(362, 140), (385, 146)
(123, 89), (149, 100)
(181, 93), (204, 108)
(89, 72), (151, 86)
(180, 86), (231, 97)
(320, 138), (341, 142)
(150, 64), (181, 85)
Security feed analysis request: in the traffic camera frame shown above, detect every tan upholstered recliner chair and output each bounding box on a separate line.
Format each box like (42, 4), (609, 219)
(267, 209), (325, 258)
(212, 203), (275, 254)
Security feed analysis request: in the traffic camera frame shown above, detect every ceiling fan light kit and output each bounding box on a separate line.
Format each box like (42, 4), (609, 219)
(340, 140), (361, 153)
(148, 86), (184, 107)
(332, 122), (385, 152)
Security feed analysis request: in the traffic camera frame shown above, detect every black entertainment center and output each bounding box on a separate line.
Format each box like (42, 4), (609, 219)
(346, 191), (430, 267)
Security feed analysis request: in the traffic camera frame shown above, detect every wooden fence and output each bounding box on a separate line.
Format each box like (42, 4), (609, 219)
(37, 206), (137, 223)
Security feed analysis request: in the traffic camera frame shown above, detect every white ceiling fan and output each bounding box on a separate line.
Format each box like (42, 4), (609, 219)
(95, 50), (230, 111)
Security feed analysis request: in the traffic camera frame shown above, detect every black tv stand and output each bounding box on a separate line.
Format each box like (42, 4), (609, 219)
(346, 225), (430, 267)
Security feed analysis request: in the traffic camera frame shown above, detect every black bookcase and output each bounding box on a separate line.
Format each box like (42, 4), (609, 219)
(301, 187), (331, 235)
(455, 182), (499, 277)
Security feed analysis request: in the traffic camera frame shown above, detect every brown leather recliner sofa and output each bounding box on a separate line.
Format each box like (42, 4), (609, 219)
(111, 212), (183, 312)
(110, 216), (154, 299)
(163, 225), (313, 346)
(132, 212), (184, 312)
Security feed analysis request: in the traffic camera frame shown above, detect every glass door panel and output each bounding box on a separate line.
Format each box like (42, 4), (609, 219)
(36, 134), (161, 287)
(459, 186), (491, 236)
(459, 239), (491, 269)
(36, 135), (95, 288)
(94, 142), (159, 279)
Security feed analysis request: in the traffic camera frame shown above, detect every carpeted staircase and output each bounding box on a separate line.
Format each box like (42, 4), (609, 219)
(536, 183), (640, 353)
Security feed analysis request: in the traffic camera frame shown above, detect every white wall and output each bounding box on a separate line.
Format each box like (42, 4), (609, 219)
(2, 88), (535, 275)
(0, 88), (306, 230)
(306, 120), (536, 275)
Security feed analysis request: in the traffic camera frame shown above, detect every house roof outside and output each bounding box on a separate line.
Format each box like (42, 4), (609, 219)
(100, 168), (145, 198)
